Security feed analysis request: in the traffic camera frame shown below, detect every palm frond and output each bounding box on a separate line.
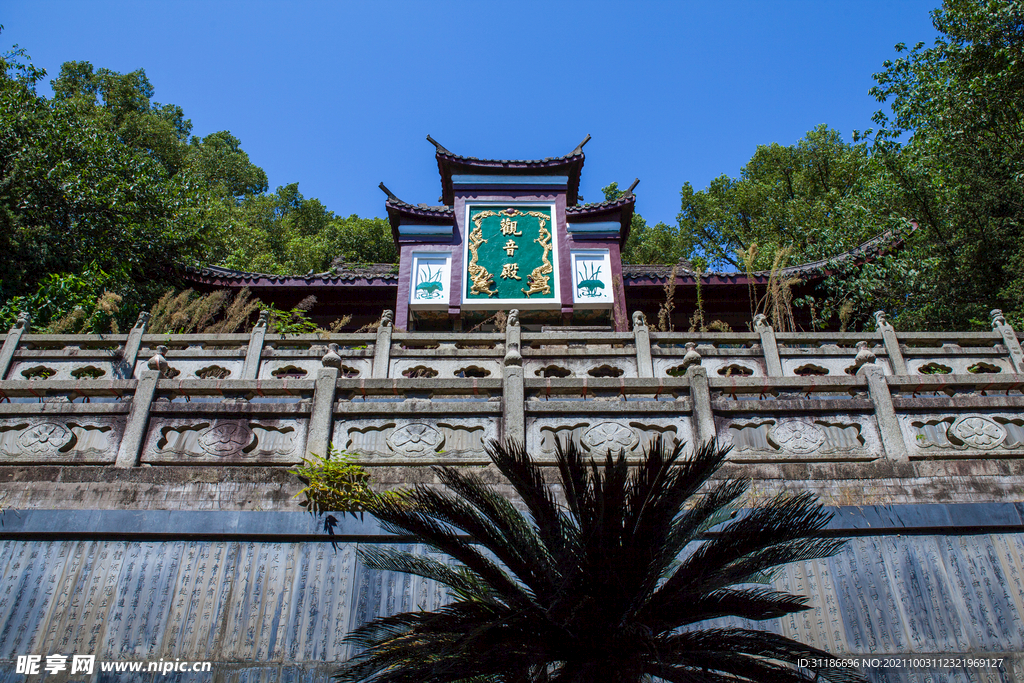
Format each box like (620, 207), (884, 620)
(337, 438), (865, 683)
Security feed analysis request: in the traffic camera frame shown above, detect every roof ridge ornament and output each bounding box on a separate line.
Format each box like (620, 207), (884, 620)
(627, 178), (640, 195)
(570, 134), (591, 157)
(378, 182), (398, 200)
(426, 135), (452, 155)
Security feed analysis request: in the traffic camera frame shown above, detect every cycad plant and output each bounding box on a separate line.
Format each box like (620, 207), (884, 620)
(337, 438), (866, 683)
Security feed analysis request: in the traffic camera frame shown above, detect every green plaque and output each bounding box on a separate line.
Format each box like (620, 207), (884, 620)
(466, 206), (555, 301)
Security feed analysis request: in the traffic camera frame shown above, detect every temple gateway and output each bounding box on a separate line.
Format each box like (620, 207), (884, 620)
(0, 140), (1022, 679)
(185, 138), (903, 332)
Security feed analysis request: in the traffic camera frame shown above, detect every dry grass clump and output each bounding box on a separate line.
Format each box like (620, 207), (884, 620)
(47, 291), (123, 333)
(657, 265), (678, 332)
(149, 288), (260, 334)
(755, 247), (800, 333)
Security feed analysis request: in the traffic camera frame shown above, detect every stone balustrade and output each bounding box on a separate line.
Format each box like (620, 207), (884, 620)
(1, 309), (1023, 469)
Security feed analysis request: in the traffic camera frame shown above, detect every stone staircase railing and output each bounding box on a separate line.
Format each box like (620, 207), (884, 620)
(0, 309), (1022, 468)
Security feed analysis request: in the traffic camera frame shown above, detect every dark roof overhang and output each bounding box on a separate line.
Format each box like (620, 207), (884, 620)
(430, 135), (588, 206)
(380, 183), (455, 245)
(565, 190), (637, 247)
(622, 223), (916, 286)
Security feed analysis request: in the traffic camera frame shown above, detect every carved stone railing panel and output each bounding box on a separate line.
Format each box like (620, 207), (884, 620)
(898, 410), (1024, 459)
(715, 412), (881, 463)
(0, 380), (134, 464)
(780, 346), (892, 377)
(8, 357), (126, 382)
(3, 315), (1024, 468)
(389, 357), (502, 380)
(10, 334), (130, 381)
(0, 413), (126, 464)
(525, 356), (637, 380)
(655, 354), (767, 379)
(335, 415), (499, 465)
(524, 377), (695, 461)
(708, 375), (882, 463)
(330, 377), (502, 465)
(527, 415), (695, 463)
(521, 333), (637, 380)
(260, 357), (371, 380)
(905, 355), (1014, 376)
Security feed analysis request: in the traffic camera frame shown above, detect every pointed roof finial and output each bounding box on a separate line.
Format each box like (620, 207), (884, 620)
(626, 178), (640, 195)
(571, 134), (592, 156)
(426, 135), (451, 155)
(378, 182), (398, 200)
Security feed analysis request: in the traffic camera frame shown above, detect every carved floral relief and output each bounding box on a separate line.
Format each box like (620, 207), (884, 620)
(343, 421), (490, 459)
(910, 414), (1017, 451)
(386, 423), (444, 456)
(148, 419), (300, 460)
(0, 419), (118, 459)
(581, 422), (639, 455)
(768, 421), (826, 454)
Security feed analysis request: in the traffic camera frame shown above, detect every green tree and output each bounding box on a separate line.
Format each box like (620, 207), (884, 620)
(0, 40), (394, 330)
(676, 125), (896, 272)
(212, 183), (397, 275)
(869, 0), (1024, 329)
(664, 126), (923, 330)
(0, 46), (207, 318)
(603, 182), (681, 265)
(337, 438), (865, 683)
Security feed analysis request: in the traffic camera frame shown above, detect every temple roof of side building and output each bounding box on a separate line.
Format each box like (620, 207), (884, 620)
(564, 193), (636, 216)
(183, 263), (399, 288)
(183, 224), (913, 291)
(623, 224), (915, 286)
(430, 135), (589, 206)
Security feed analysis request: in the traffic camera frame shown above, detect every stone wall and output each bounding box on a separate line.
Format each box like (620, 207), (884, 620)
(0, 508), (1022, 682)
(1, 309), (1023, 480)
(2, 309), (1024, 679)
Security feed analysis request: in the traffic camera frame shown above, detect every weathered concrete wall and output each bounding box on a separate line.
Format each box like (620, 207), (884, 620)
(2, 310), (1024, 474)
(3, 312), (1024, 679)
(0, 508), (1023, 682)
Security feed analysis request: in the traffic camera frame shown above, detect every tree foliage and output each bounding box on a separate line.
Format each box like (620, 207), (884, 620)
(338, 438), (864, 683)
(676, 126), (896, 272)
(606, 182), (682, 265)
(0, 39), (396, 331)
(206, 183), (396, 276)
(869, 0), (1024, 329)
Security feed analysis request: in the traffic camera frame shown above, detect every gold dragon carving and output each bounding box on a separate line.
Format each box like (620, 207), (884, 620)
(468, 208), (553, 298)
(521, 211), (552, 297)
(468, 210), (498, 297)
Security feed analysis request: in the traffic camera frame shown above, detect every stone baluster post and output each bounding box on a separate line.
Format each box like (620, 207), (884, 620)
(682, 344), (716, 444)
(991, 309), (1024, 374)
(502, 310), (525, 445)
(307, 344), (341, 458)
(372, 310), (394, 379)
(115, 345), (167, 468)
(632, 311), (654, 378)
(753, 314), (783, 377)
(120, 311), (150, 379)
(858, 361), (908, 463)
(874, 311), (908, 375)
(0, 311), (30, 380)
(241, 311), (270, 380)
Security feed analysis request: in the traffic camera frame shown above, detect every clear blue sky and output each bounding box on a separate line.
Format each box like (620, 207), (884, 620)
(5, 1), (940, 229)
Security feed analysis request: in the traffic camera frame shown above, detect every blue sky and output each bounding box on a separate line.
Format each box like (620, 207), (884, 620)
(5, 1), (939, 228)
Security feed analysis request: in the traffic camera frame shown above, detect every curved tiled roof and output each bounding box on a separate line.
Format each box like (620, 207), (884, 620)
(383, 197), (454, 219)
(431, 136), (589, 206)
(565, 193), (636, 216)
(184, 263), (399, 286)
(623, 224), (915, 284)
(184, 224), (913, 291)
